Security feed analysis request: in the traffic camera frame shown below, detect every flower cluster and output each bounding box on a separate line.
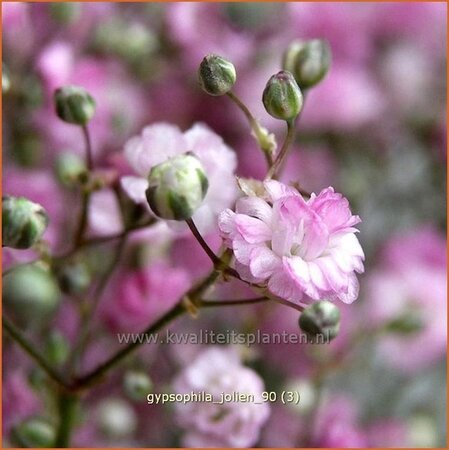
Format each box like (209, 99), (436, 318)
(219, 180), (364, 305)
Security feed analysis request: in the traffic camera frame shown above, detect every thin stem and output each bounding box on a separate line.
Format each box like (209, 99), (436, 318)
(226, 91), (259, 130)
(55, 391), (79, 447)
(68, 234), (129, 375)
(56, 218), (156, 261)
(71, 301), (187, 390)
(199, 297), (269, 307)
(271, 296), (304, 313)
(72, 125), (94, 247)
(185, 218), (221, 267)
(226, 91), (274, 166)
(267, 119), (295, 180)
(81, 124), (93, 170)
(3, 316), (69, 390)
(186, 218), (242, 279)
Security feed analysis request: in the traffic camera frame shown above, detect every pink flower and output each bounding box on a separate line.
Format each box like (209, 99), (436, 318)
(121, 122), (238, 233)
(219, 180), (364, 305)
(173, 347), (270, 448)
(366, 227), (446, 373)
(102, 262), (190, 333)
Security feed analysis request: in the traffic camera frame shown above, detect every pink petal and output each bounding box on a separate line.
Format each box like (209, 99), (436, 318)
(120, 176), (149, 204)
(283, 256), (320, 299)
(338, 273), (360, 304)
(236, 196), (272, 225)
(249, 247), (281, 279)
(235, 214), (272, 244)
(264, 179), (299, 202)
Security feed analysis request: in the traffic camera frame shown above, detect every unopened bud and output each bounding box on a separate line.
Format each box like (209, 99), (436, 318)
(299, 300), (340, 342)
(283, 39), (331, 89)
(146, 154), (208, 221)
(123, 371), (153, 402)
(3, 264), (60, 325)
(198, 54), (236, 96)
(45, 331), (70, 366)
(3, 63), (11, 93)
(97, 398), (137, 438)
(2, 196), (49, 249)
(11, 418), (56, 448)
(262, 71), (303, 121)
(49, 2), (81, 25)
(54, 85), (96, 125)
(56, 260), (91, 295)
(55, 152), (87, 187)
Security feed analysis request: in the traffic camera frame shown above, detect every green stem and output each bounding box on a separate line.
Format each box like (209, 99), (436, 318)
(266, 119), (295, 180)
(199, 297), (269, 307)
(226, 91), (274, 166)
(81, 124), (93, 170)
(185, 218), (241, 279)
(3, 316), (69, 390)
(55, 391), (79, 447)
(71, 301), (186, 390)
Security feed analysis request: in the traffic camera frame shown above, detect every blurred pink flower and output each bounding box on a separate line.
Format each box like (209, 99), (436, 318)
(219, 180), (364, 305)
(121, 122), (238, 234)
(313, 395), (367, 447)
(102, 262), (190, 333)
(3, 371), (42, 435)
(173, 347), (270, 448)
(301, 64), (385, 131)
(366, 227), (446, 372)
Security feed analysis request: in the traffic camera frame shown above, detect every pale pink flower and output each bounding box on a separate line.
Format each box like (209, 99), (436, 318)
(102, 262), (190, 333)
(366, 227), (446, 372)
(219, 180), (364, 305)
(173, 347), (270, 448)
(121, 122), (238, 234)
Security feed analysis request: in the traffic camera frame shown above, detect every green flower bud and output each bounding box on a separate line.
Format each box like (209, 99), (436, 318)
(146, 154), (209, 221)
(2, 196), (49, 249)
(298, 300), (340, 342)
(3, 264), (60, 326)
(55, 152), (87, 187)
(123, 371), (153, 402)
(262, 71), (303, 121)
(3, 63), (11, 93)
(11, 418), (56, 448)
(56, 260), (91, 295)
(49, 2), (81, 25)
(198, 54), (236, 96)
(97, 398), (137, 438)
(54, 85), (96, 125)
(283, 39), (331, 89)
(385, 311), (424, 335)
(45, 331), (70, 366)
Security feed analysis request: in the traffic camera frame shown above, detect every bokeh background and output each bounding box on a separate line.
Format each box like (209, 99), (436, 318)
(2, 2), (447, 448)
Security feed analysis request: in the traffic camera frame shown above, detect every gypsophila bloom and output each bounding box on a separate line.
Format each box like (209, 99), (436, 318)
(219, 180), (364, 305)
(173, 347), (270, 448)
(121, 122), (237, 233)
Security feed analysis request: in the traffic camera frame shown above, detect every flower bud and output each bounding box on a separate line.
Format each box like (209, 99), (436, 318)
(49, 2), (81, 25)
(283, 39), (331, 89)
(11, 418), (56, 448)
(55, 152), (87, 187)
(45, 331), (70, 366)
(97, 398), (137, 439)
(198, 54), (236, 96)
(298, 300), (340, 342)
(2, 196), (49, 249)
(145, 154), (209, 221)
(54, 85), (96, 125)
(262, 71), (303, 121)
(56, 260), (91, 295)
(3, 63), (11, 93)
(123, 371), (153, 402)
(3, 264), (60, 326)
